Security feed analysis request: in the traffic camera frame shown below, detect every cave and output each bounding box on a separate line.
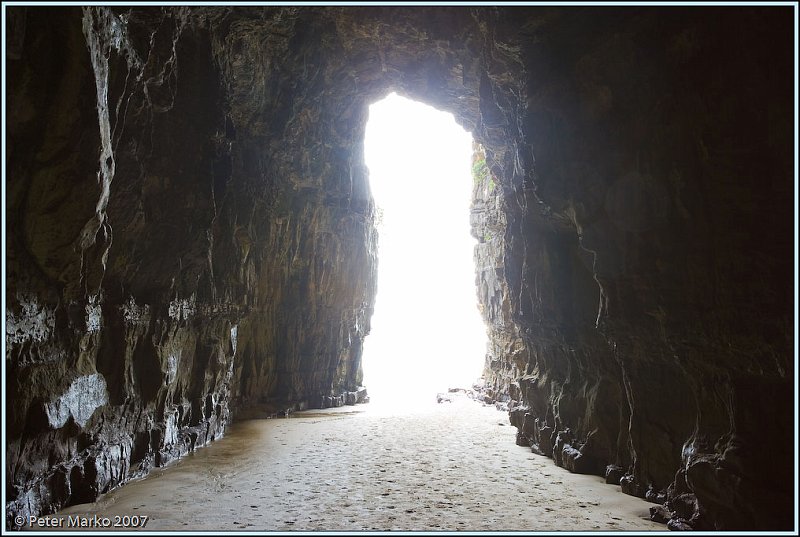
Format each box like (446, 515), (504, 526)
(361, 92), (486, 408)
(4, 5), (795, 531)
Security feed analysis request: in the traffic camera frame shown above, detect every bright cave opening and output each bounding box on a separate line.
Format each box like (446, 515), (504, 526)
(361, 92), (488, 412)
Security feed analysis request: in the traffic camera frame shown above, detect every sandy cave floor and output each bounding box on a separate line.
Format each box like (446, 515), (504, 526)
(57, 395), (664, 532)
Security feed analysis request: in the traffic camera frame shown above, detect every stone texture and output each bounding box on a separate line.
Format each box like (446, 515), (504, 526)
(470, 6), (794, 532)
(6, 6), (379, 525)
(4, 5), (794, 532)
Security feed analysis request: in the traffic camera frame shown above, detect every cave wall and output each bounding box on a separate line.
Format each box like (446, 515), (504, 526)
(6, 6), (381, 523)
(5, 5), (795, 531)
(474, 7), (794, 531)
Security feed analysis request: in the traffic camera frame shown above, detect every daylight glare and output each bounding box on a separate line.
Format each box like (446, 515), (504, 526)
(361, 93), (487, 411)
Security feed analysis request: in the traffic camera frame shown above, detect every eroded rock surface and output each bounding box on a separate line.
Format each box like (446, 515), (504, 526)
(5, 5), (794, 531)
(470, 7), (794, 531)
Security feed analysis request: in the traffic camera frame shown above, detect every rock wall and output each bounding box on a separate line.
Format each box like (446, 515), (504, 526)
(6, 6), (378, 524)
(5, 5), (795, 531)
(472, 7), (794, 531)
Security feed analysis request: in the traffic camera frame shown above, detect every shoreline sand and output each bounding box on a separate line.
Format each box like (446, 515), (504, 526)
(55, 396), (664, 532)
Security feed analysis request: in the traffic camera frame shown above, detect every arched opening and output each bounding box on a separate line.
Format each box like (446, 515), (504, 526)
(361, 92), (487, 412)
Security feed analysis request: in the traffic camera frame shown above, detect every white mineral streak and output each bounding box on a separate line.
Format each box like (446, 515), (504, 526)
(168, 294), (196, 321)
(121, 296), (151, 325)
(6, 295), (55, 346)
(78, 8), (116, 251)
(86, 295), (102, 332)
(46, 374), (108, 428)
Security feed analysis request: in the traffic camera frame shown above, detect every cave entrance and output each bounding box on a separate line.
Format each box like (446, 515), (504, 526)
(361, 92), (487, 412)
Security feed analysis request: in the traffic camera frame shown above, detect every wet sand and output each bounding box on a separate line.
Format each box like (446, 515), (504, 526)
(58, 396), (664, 532)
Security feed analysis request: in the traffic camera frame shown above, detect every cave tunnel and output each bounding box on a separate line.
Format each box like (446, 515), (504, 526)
(361, 92), (487, 410)
(3, 4), (796, 532)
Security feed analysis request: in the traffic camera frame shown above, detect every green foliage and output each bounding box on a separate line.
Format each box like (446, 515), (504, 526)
(472, 158), (488, 185)
(472, 143), (497, 195)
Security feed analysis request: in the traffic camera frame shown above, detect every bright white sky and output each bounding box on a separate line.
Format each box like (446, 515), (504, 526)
(361, 92), (487, 412)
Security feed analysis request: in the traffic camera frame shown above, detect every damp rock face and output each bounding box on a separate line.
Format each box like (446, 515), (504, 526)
(471, 7), (794, 532)
(5, 5), (794, 531)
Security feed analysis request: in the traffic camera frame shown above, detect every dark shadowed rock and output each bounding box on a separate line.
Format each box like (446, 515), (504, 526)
(605, 465), (625, 485)
(667, 517), (694, 531)
(650, 504), (672, 523)
(646, 487), (667, 505)
(620, 474), (646, 498)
